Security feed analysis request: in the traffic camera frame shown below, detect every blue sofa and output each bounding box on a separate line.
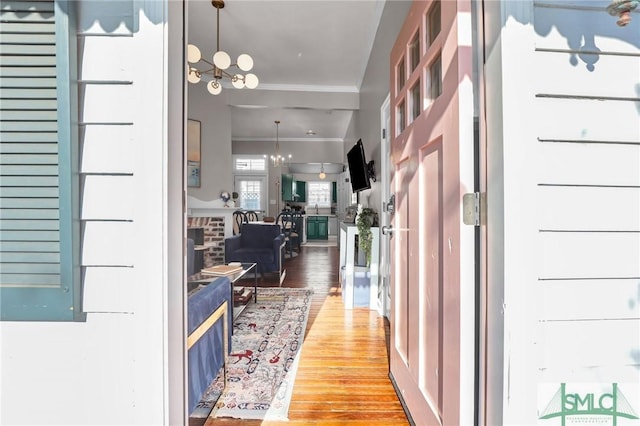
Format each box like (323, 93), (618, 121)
(187, 276), (232, 415)
(224, 223), (285, 281)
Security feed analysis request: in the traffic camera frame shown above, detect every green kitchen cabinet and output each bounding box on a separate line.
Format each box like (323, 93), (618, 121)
(281, 174), (294, 201)
(307, 216), (328, 240)
(295, 180), (306, 202)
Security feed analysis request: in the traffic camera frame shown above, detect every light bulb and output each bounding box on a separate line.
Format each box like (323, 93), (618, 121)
(213, 51), (231, 70)
(187, 68), (201, 84)
(245, 73), (259, 89)
(237, 54), (254, 71)
(319, 172), (326, 180)
(187, 44), (201, 63)
(232, 75), (245, 89)
(207, 80), (222, 95)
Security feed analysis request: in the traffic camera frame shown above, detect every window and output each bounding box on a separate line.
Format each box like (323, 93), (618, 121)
(234, 156), (266, 172)
(306, 182), (331, 208)
(233, 156), (268, 213)
(0, 1), (82, 321)
(428, 54), (442, 102)
(238, 180), (262, 210)
(397, 99), (406, 135)
(426, 1), (441, 48)
(409, 31), (420, 72)
(396, 57), (405, 93)
(410, 80), (421, 122)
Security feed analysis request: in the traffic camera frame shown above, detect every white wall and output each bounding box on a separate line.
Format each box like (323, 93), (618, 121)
(484, 1), (640, 423)
(0, 2), (185, 424)
(187, 84), (233, 202)
(351, 0), (412, 211)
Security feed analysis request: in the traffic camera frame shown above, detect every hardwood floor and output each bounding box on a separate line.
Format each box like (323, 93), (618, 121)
(196, 246), (409, 425)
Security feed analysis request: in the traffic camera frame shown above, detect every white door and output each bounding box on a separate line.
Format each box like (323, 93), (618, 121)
(379, 94), (391, 318)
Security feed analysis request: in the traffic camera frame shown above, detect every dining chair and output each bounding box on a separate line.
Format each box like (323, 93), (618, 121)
(232, 210), (248, 235)
(245, 210), (259, 222)
(276, 211), (300, 258)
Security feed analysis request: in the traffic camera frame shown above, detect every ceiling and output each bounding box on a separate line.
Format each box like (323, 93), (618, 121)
(187, 0), (386, 145)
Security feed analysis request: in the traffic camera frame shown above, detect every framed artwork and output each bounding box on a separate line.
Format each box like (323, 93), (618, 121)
(187, 119), (201, 187)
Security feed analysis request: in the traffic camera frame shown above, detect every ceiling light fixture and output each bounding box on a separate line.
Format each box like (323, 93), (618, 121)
(271, 120), (291, 167)
(319, 163), (326, 180)
(186, 0), (259, 95)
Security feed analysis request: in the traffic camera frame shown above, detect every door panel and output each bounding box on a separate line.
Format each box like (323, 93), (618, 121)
(388, 1), (471, 424)
(392, 159), (410, 364)
(421, 141), (443, 413)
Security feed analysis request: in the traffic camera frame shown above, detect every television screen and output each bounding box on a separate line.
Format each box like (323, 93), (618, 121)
(347, 139), (371, 193)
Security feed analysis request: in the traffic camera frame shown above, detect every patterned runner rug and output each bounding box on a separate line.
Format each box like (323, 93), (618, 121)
(193, 287), (313, 421)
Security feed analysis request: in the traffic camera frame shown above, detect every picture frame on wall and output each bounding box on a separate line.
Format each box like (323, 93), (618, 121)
(187, 119), (201, 187)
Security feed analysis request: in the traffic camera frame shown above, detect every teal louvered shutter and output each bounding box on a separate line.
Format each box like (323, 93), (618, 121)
(0, 0), (82, 321)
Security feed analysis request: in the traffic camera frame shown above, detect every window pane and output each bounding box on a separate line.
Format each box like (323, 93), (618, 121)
(397, 100), (406, 135)
(234, 157), (266, 172)
(306, 182), (331, 208)
(426, 1), (441, 47)
(410, 80), (421, 121)
(409, 31), (420, 72)
(429, 54), (442, 101)
(239, 180), (262, 210)
(397, 58), (405, 93)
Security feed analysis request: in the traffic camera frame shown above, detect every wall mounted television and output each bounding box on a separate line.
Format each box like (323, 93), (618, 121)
(347, 139), (371, 193)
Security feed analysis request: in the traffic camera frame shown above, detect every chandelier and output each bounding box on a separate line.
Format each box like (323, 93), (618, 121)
(187, 0), (258, 95)
(271, 120), (291, 167)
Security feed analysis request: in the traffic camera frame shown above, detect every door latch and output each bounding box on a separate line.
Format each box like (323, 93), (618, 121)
(384, 194), (395, 215)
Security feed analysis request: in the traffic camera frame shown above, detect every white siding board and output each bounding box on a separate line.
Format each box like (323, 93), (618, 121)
(539, 186), (640, 231)
(82, 221), (134, 266)
(538, 366), (640, 388)
(81, 124), (134, 173)
(539, 279), (640, 320)
(536, 98), (640, 143)
(81, 175), (135, 220)
(537, 142), (640, 186)
(83, 266), (134, 312)
(540, 232), (640, 279)
(80, 84), (134, 123)
(537, 320), (640, 369)
(533, 50), (640, 99)
(78, 36), (133, 81)
(534, 7), (640, 54)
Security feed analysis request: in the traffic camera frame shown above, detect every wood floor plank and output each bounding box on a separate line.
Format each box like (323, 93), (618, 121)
(192, 245), (408, 425)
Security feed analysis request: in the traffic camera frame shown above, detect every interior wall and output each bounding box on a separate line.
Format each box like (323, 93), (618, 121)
(186, 85), (233, 201)
(351, 0), (412, 212)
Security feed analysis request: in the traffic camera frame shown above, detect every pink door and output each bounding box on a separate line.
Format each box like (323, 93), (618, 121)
(389, 1), (471, 424)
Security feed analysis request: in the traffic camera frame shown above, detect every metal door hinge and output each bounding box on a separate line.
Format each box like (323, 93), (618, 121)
(463, 192), (485, 226)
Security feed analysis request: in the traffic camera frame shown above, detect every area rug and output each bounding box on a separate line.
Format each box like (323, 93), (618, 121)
(192, 287), (313, 421)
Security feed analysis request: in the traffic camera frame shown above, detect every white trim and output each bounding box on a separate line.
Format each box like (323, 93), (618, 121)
(379, 93), (391, 318)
